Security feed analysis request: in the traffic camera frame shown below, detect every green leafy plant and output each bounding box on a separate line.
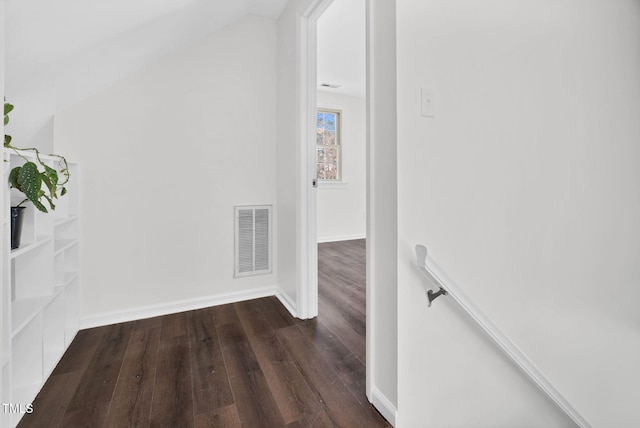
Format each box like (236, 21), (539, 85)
(4, 102), (69, 213)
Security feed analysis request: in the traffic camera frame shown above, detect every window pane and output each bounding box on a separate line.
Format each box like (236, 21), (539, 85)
(317, 165), (327, 179)
(316, 109), (341, 181)
(323, 130), (336, 145)
(323, 113), (335, 131)
(318, 147), (338, 179)
(317, 147), (326, 162)
(318, 163), (337, 180)
(323, 147), (337, 163)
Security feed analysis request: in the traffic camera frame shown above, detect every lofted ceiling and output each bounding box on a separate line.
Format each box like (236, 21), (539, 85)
(4, 0), (288, 143)
(4, 0), (363, 145)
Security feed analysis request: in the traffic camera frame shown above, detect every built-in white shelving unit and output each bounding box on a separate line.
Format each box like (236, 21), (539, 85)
(1, 148), (79, 427)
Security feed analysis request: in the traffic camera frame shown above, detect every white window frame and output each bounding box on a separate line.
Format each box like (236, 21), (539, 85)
(316, 108), (342, 182)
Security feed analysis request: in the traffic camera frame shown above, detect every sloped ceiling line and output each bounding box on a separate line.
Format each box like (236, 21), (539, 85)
(5, 0), (287, 143)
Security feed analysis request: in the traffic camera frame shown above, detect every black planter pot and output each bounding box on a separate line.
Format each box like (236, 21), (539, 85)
(11, 206), (26, 250)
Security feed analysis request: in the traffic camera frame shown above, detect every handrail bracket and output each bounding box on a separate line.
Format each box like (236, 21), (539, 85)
(416, 244), (448, 307)
(427, 287), (447, 307)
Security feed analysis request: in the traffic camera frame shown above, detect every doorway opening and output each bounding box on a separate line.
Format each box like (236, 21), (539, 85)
(295, 0), (397, 423)
(316, 0), (367, 246)
(296, 0), (372, 401)
(314, 0), (368, 381)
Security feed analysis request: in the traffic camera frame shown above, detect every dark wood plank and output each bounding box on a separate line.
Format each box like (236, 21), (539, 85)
(276, 324), (387, 428)
(65, 322), (135, 413)
(318, 268), (366, 318)
(297, 319), (366, 400)
(60, 402), (110, 428)
(17, 370), (83, 428)
(211, 303), (241, 327)
(50, 326), (106, 375)
(287, 409), (335, 428)
(161, 311), (189, 339)
(194, 404), (241, 428)
(220, 320), (286, 427)
(249, 331), (321, 424)
(234, 300), (272, 337)
(150, 335), (194, 427)
(254, 296), (298, 331)
(316, 239), (368, 362)
(315, 239), (371, 404)
(317, 296), (366, 363)
(216, 319), (248, 349)
(188, 309), (234, 415)
(104, 327), (161, 427)
(134, 315), (164, 331)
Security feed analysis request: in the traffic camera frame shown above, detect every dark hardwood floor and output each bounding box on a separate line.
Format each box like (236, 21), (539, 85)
(19, 239), (389, 427)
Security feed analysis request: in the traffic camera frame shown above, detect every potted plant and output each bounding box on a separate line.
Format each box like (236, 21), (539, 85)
(4, 102), (70, 249)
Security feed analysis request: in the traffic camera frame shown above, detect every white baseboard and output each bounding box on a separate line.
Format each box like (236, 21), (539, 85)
(371, 386), (397, 427)
(275, 289), (298, 318)
(80, 285), (280, 329)
(317, 233), (366, 243)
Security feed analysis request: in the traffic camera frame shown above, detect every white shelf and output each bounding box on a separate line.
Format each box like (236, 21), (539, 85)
(65, 328), (79, 347)
(43, 350), (63, 377)
(4, 148), (62, 163)
(10, 237), (52, 259)
(54, 215), (78, 227)
(11, 294), (60, 337)
(54, 239), (77, 255)
(3, 154), (79, 426)
(43, 294), (65, 377)
(1, 359), (9, 374)
(54, 271), (79, 289)
(64, 271), (79, 287)
(64, 278), (80, 347)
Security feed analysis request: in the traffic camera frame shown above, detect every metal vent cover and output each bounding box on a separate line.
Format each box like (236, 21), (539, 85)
(234, 205), (272, 277)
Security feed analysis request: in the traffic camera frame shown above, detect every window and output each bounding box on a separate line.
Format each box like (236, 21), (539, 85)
(316, 108), (341, 181)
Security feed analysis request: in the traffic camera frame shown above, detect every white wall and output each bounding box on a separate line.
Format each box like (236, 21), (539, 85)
(317, 91), (366, 242)
(396, 0), (640, 427)
(54, 15), (279, 322)
(275, 0), (301, 311)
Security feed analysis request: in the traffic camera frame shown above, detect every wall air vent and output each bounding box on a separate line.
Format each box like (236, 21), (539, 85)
(234, 205), (272, 277)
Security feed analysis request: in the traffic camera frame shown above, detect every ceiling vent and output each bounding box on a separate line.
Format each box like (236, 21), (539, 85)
(234, 205), (272, 277)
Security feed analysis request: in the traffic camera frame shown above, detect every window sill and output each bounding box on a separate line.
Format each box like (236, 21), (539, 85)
(318, 181), (348, 189)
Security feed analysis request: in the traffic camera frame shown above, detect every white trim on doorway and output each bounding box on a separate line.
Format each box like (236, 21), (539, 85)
(364, 0), (375, 405)
(293, 0), (333, 320)
(295, 0), (384, 415)
(364, 1), (398, 423)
